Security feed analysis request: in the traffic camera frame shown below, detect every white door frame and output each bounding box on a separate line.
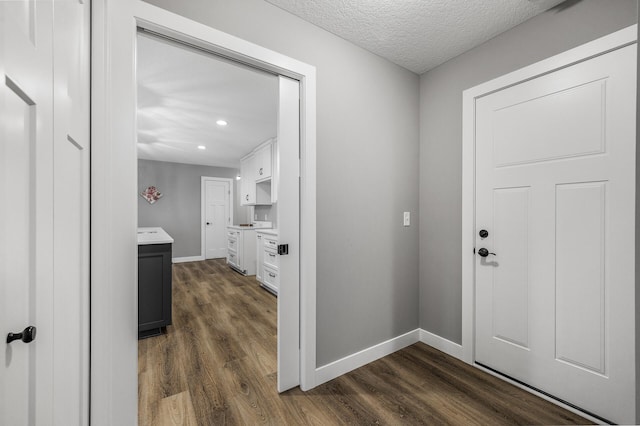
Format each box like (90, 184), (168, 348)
(461, 23), (637, 416)
(91, 1), (317, 424)
(201, 176), (233, 260)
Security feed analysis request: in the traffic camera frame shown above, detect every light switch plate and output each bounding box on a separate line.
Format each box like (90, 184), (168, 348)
(403, 211), (410, 227)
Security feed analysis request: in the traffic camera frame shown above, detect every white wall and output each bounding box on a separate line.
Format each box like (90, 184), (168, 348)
(419, 0), (638, 343)
(142, 0), (421, 366)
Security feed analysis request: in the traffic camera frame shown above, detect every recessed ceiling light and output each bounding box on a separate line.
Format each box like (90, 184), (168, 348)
(216, 120), (228, 126)
(198, 145), (206, 150)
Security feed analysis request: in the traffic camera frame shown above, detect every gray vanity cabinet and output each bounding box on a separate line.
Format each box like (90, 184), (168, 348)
(138, 242), (172, 338)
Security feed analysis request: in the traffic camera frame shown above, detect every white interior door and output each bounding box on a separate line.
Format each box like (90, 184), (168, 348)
(204, 178), (230, 259)
(1, 1), (55, 424)
(474, 44), (636, 423)
(1, 1), (89, 424)
(277, 75), (300, 392)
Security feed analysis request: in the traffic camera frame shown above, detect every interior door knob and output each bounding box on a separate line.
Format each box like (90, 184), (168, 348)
(477, 248), (496, 258)
(206, 222), (211, 225)
(6, 326), (36, 344)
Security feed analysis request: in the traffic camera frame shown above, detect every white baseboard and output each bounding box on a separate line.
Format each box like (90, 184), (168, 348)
(172, 255), (204, 263)
(419, 329), (464, 361)
(314, 329), (420, 387)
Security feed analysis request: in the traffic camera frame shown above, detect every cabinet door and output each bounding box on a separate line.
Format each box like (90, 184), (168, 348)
(138, 243), (172, 333)
(240, 155), (256, 205)
(256, 143), (272, 181)
(256, 234), (264, 283)
(270, 140), (277, 203)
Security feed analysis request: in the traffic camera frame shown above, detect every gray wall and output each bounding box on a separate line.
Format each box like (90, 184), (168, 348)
(138, 159), (249, 258)
(144, 0), (421, 366)
(419, 0), (638, 343)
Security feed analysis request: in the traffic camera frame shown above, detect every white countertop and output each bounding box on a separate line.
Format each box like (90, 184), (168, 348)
(137, 227), (174, 245)
(228, 221), (273, 231)
(227, 225), (259, 231)
(256, 229), (278, 236)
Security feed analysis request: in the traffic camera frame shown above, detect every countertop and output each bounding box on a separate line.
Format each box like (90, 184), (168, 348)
(137, 227), (174, 245)
(256, 229), (278, 236)
(227, 225), (275, 232)
(227, 225), (259, 231)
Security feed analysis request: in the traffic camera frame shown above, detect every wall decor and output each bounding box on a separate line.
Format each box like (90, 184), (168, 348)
(141, 186), (163, 204)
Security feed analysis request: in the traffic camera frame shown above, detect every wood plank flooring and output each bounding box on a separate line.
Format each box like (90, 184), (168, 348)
(139, 259), (591, 425)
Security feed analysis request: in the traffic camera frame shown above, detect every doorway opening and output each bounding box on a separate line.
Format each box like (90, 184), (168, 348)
(91, 4), (317, 418)
(135, 30), (299, 421)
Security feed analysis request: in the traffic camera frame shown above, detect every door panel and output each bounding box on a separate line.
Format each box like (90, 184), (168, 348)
(475, 45), (636, 423)
(493, 79), (606, 168)
(555, 182), (606, 374)
(1, 1), (55, 424)
(492, 187), (530, 349)
(3, 70), (38, 426)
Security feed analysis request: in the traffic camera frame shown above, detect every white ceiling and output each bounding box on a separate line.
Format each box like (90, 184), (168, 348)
(265, 0), (566, 74)
(137, 32), (278, 169)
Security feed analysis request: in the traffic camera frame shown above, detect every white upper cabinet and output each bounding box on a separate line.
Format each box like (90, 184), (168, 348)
(240, 154), (256, 205)
(255, 143), (272, 182)
(240, 139), (277, 206)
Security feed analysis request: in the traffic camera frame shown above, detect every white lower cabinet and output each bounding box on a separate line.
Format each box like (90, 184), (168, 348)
(256, 233), (264, 283)
(226, 227), (257, 276)
(263, 266), (279, 294)
(256, 231), (279, 294)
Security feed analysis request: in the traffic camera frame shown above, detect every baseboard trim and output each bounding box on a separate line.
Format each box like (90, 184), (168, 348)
(419, 329), (464, 361)
(172, 256), (205, 264)
(314, 329), (420, 387)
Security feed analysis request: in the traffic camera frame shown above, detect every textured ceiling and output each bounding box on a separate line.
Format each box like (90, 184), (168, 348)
(265, 0), (566, 74)
(137, 32), (278, 169)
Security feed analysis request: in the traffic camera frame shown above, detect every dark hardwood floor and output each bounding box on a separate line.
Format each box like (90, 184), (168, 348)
(138, 259), (590, 425)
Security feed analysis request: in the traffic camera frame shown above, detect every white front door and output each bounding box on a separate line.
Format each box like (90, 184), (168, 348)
(474, 44), (636, 423)
(204, 178), (230, 259)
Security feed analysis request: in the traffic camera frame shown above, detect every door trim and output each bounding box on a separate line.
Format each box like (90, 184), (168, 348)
(461, 19), (637, 386)
(91, 1), (317, 424)
(201, 176), (233, 260)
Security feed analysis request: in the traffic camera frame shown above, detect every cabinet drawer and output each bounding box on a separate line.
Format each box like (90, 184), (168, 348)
(227, 251), (238, 268)
(264, 236), (278, 251)
(227, 237), (238, 252)
(264, 249), (279, 270)
(263, 265), (279, 292)
(227, 229), (239, 238)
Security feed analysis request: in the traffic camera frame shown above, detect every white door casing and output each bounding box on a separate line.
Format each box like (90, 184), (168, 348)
(92, 2), (317, 422)
(52, 1), (91, 424)
(1, 0), (89, 425)
(466, 30), (636, 424)
(277, 75), (301, 392)
(202, 177), (232, 260)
